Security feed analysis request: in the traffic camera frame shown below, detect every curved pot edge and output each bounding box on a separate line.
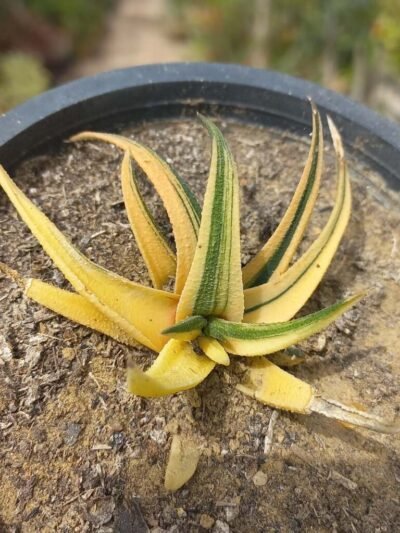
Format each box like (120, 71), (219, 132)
(0, 62), (399, 185)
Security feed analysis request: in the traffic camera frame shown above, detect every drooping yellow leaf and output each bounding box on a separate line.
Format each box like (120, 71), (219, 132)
(121, 151), (176, 289)
(238, 358), (399, 433)
(0, 165), (177, 351)
(244, 117), (351, 324)
(205, 293), (364, 356)
(70, 131), (201, 293)
(237, 358), (313, 412)
(127, 339), (215, 397)
(198, 336), (230, 366)
(176, 115), (244, 323)
(164, 434), (200, 491)
(26, 278), (140, 346)
(242, 104), (323, 288)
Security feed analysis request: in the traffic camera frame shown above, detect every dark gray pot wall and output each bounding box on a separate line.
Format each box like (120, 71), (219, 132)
(0, 63), (400, 188)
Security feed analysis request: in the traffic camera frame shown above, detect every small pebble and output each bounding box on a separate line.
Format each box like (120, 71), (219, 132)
(213, 520), (230, 533)
(200, 514), (215, 529)
(252, 470), (268, 487)
(64, 423), (82, 446)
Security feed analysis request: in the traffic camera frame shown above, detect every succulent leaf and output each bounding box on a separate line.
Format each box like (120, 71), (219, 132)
(242, 104), (323, 288)
(237, 358), (314, 412)
(204, 293), (364, 356)
(0, 165), (177, 352)
(198, 336), (230, 366)
(176, 115), (244, 322)
(121, 151), (176, 289)
(238, 358), (399, 433)
(162, 315), (208, 341)
(70, 131), (201, 293)
(127, 339), (215, 397)
(244, 117), (351, 323)
(26, 278), (141, 347)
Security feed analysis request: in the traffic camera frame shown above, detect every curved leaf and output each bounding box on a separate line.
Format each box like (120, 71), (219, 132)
(238, 358), (399, 433)
(26, 278), (140, 347)
(70, 131), (201, 293)
(242, 104), (323, 288)
(244, 118), (351, 323)
(176, 116), (244, 322)
(127, 339), (215, 397)
(121, 151), (176, 289)
(205, 293), (364, 356)
(0, 165), (177, 351)
(198, 336), (230, 366)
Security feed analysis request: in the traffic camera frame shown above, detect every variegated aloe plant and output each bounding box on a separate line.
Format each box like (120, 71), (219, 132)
(0, 108), (398, 435)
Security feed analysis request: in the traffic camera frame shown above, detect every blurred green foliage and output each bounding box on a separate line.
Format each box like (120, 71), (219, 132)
(171, 0), (400, 96)
(0, 53), (50, 113)
(170, 0), (254, 62)
(25, 0), (114, 54)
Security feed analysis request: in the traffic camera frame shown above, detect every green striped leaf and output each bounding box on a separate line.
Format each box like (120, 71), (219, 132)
(176, 115), (244, 323)
(162, 315), (208, 341)
(70, 131), (201, 293)
(121, 152), (176, 289)
(204, 293), (364, 356)
(242, 104), (323, 288)
(243, 117), (351, 323)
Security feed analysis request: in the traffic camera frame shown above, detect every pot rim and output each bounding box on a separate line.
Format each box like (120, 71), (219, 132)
(0, 62), (399, 186)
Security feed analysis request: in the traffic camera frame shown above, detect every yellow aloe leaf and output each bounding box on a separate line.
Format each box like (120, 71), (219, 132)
(244, 117), (351, 323)
(237, 358), (313, 412)
(164, 434), (201, 492)
(242, 104), (324, 288)
(198, 336), (230, 366)
(121, 151), (176, 289)
(0, 165), (177, 352)
(238, 358), (399, 433)
(205, 293), (364, 356)
(176, 115), (244, 323)
(26, 278), (140, 347)
(70, 131), (201, 293)
(127, 339), (215, 397)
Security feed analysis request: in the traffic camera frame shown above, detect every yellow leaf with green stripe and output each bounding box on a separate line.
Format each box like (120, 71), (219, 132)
(205, 293), (364, 356)
(242, 104), (323, 288)
(176, 116), (244, 323)
(0, 165), (177, 352)
(121, 151), (176, 289)
(70, 131), (201, 293)
(127, 339), (215, 397)
(244, 117), (351, 323)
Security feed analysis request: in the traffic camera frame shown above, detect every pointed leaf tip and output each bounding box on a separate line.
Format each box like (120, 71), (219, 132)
(176, 116), (244, 322)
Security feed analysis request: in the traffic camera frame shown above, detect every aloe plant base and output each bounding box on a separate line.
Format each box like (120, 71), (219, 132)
(1, 117), (399, 531)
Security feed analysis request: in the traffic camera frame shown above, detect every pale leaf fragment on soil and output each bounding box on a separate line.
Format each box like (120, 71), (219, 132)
(164, 434), (200, 492)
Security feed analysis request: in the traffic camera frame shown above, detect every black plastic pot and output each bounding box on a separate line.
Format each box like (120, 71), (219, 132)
(0, 62), (400, 189)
